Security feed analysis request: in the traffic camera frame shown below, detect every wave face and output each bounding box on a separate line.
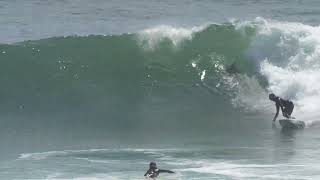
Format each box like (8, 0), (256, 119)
(0, 18), (320, 135)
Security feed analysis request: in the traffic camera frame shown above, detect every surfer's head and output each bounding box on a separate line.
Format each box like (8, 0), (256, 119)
(269, 93), (277, 101)
(149, 162), (157, 169)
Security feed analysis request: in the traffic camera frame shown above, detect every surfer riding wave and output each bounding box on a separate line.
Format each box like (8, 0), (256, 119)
(269, 93), (294, 122)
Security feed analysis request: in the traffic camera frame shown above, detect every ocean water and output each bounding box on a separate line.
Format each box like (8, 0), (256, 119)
(1, 0), (320, 179)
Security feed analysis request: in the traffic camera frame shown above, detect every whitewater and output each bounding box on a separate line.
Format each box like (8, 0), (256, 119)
(1, 0), (320, 179)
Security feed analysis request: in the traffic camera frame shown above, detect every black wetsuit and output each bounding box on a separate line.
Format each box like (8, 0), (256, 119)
(274, 97), (294, 118)
(144, 168), (174, 178)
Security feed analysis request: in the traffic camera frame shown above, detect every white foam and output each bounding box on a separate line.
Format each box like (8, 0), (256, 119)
(138, 25), (206, 49)
(18, 149), (113, 160)
(232, 18), (320, 123)
(18, 148), (179, 161)
(43, 174), (128, 180)
(182, 160), (307, 179)
(19, 150), (69, 160)
(200, 70), (206, 81)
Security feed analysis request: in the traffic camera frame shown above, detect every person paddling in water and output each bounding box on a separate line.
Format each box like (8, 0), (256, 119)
(144, 162), (174, 179)
(269, 93), (294, 122)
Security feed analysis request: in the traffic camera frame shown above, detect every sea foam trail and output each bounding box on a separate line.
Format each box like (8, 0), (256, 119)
(18, 148), (178, 161)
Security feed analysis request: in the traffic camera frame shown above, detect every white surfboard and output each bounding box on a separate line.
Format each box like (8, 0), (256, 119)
(279, 119), (305, 129)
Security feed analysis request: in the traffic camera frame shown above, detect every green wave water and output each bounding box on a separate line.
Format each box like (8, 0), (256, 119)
(0, 24), (257, 122)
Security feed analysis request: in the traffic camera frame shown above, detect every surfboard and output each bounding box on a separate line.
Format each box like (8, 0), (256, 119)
(279, 119), (305, 129)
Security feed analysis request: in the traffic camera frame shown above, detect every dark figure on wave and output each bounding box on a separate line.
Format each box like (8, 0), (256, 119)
(144, 162), (174, 179)
(269, 93), (294, 122)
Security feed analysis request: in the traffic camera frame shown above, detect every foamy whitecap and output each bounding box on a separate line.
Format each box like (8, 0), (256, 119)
(137, 25), (206, 49)
(231, 18), (320, 123)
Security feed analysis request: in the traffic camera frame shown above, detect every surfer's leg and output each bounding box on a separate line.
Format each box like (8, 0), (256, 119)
(283, 112), (290, 118)
(283, 101), (294, 118)
(287, 101), (294, 116)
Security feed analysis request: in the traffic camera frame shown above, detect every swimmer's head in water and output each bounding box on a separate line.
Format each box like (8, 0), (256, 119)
(149, 162), (157, 169)
(269, 93), (277, 101)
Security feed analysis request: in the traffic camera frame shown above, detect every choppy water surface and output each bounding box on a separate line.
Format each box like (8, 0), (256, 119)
(1, 0), (320, 179)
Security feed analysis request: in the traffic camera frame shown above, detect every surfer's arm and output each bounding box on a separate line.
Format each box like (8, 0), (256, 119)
(144, 169), (152, 176)
(273, 104), (280, 122)
(159, 169), (175, 174)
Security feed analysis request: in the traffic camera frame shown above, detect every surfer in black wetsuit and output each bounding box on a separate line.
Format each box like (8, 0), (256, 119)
(144, 162), (174, 179)
(269, 93), (294, 122)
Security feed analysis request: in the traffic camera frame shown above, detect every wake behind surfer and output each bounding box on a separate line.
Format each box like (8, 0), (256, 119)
(144, 162), (174, 179)
(269, 93), (294, 122)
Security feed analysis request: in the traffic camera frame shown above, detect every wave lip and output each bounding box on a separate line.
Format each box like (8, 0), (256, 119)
(137, 25), (207, 49)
